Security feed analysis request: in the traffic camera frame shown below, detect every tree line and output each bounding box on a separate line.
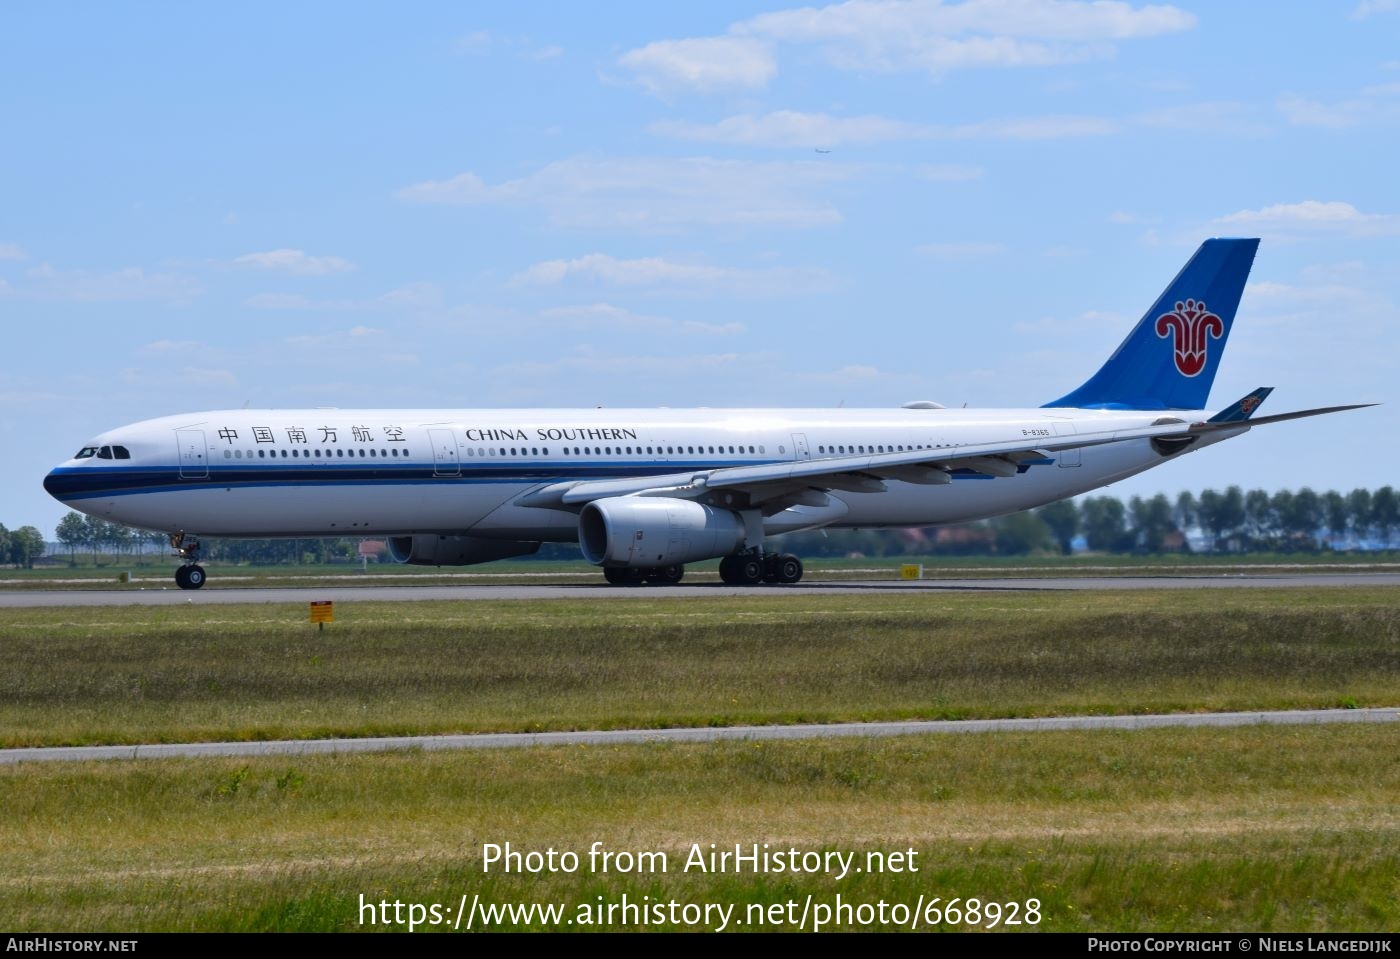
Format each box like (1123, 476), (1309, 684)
(24, 486), (1400, 568)
(0, 523), (47, 568)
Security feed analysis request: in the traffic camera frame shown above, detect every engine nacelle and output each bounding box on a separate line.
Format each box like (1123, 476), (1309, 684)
(579, 497), (744, 567)
(387, 534), (540, 566)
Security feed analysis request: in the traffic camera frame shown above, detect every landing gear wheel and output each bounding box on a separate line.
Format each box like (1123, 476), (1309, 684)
(737, 557), (764, 585)
(175, 565), (205, 590)
(775, 554), (803, 584)
(645, 564), (684, 585)
(603, 567), (646, 586)
(720, 555), (765, 585)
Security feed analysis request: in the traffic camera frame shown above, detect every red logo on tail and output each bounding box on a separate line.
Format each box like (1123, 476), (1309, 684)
(1155, 298), (1223, 377)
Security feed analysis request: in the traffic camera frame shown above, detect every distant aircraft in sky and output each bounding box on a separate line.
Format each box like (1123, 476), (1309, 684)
(44, 238), (1371, 589)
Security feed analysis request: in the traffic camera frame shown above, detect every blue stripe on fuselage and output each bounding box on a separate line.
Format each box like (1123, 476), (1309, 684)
(45, 456), (1057, 501)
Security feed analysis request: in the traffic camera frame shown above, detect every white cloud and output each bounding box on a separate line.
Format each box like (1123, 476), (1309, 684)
(397, 156), (851, 230)
(1277, 82), (1400, 128)
(245, 283), (442, 311)
(285, 327), (388, 348)
(1013, 310), (1130, 336)
(0, 242), (25, 261)
(1351, 0), (1398, 19)
(457, 31), (493, 54)
(1214, 201), (1400, 239)
(652, 110), (932, 148)
(617, 0), (1194, 92)
(490, 349), (771, 397)
(1107, 210), (1155, 225)
(233, 249), (356, 275)
(947, 114), (1116, 138)
(181, 367), (238, 387)
(514, 253), (829, 295)
(618, 36), (776, 94)
(802, 364), (887, 385)
(918, 163), (984, 181)
(916, 241), (1006, 258)
(1134, 101), (1267, 134)
(138, 339), (203, 353)
(1244, 281), (1367, 304)
(539, 303), (745, 335)
(23, 264), (201, 304)
(650, 109), (1112, 148)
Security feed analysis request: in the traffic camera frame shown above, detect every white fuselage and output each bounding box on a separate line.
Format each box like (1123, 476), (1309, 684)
(45, 406), (1228, 541)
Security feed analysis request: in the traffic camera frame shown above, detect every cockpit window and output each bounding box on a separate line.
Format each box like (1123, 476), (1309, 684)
(113, 446), (131, 459)
(75, 447), (98, 459)
(97, 446), (113, 459)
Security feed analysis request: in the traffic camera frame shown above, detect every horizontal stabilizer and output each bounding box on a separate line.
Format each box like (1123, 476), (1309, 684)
(1208, 387), (1273, 423)
(1190, 403), (1377, 434)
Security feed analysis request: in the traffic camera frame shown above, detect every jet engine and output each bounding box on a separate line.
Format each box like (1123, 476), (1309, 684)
(387, 534), (540, 566)
(579, 497), (744, 567)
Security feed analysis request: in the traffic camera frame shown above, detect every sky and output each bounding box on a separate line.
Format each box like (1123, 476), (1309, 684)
(3, 1), (1397, 537)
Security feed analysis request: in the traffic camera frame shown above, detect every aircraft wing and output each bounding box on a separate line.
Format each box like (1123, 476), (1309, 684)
(516, 419), (1197, 510)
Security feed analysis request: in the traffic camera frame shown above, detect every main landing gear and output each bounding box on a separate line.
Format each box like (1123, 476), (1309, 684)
(719, 552), (803, 586)
(169, 532), (206, 590)
(599, 553), (804, 587)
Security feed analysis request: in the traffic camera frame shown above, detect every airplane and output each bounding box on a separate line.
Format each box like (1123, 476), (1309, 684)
(43, 237), (1372, 590)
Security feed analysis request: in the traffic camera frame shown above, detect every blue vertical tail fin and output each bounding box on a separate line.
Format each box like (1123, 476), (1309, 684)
(1043, 238), (1259, 411)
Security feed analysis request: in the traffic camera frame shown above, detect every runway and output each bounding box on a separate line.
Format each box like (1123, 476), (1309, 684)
(4, 707), (1394, 765)
(2, 571), (1399, 606)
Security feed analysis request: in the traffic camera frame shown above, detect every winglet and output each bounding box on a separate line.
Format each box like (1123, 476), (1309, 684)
(1208, 387), (1274, 423)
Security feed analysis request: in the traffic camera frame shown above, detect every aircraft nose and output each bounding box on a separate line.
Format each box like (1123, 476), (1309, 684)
(43, 468), (67, 500)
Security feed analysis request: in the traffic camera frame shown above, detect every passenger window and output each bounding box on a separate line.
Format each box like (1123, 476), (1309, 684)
(224, 450), (232, 459)
(314, 449), (322, 458)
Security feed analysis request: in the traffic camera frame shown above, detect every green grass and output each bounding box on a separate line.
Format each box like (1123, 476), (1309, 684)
(1, 589), (1397, 748)
(3, 725), (1398, 931)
